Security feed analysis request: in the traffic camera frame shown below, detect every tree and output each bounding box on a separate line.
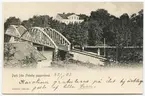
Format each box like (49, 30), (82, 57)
(4, 44), (17, 61)
(88, 9), (112, 46)
(89, 9), (111, 28)
(21, 15), (53, 29)
(130, 9), (143, 46)
(21, 20), (32, 29)
(87, 21), (103, 45)
(78, 14), (89, 21)
(4, 17), (21, 31)
(74, 22), (88, 47)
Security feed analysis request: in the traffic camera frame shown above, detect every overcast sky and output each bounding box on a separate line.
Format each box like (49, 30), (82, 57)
(3, 2), (143, 21)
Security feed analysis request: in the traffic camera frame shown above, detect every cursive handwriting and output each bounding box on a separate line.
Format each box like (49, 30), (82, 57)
(11, 73), (143, 92)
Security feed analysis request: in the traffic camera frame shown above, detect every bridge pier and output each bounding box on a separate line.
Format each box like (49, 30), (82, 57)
(68, 45), (71, 51)
(53, 48), (59, 61)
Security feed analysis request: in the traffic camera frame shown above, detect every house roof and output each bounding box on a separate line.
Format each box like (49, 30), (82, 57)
(58, 13), (78, 19)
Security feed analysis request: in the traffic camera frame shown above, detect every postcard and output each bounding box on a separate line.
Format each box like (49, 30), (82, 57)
(2, 2), (143, 94)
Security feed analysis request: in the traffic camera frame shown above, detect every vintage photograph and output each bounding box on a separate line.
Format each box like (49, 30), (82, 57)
(2, 2), (143, 94)
(3, 2), (143, 69)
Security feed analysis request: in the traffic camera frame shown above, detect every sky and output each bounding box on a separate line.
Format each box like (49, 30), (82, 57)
(2, 2), (143, 21)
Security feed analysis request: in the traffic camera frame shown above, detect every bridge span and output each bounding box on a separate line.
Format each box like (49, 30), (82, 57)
(5, 25), (106, 67)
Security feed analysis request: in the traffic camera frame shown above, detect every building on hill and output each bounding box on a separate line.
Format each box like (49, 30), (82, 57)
(55, 13), (84, 25)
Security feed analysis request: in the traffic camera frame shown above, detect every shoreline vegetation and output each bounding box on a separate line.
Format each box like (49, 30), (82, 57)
(51, 59), (143, 69)
(4, 58), (143, 69)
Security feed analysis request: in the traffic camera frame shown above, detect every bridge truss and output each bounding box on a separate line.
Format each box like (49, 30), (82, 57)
(5, 25), (71, 52)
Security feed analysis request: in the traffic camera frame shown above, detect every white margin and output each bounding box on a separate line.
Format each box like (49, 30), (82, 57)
(0, 0), (144, 96)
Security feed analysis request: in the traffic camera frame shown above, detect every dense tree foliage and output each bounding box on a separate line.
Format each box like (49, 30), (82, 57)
(4, 9), (143, 63)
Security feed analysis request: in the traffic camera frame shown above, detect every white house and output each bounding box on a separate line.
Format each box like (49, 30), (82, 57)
(55, 13), (84, 25)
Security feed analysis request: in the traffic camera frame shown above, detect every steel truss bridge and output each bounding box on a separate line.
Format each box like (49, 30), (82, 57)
(5, 25), (71, 52)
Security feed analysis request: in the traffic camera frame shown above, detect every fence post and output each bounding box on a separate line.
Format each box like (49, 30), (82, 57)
(97, 48), (100, 55)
